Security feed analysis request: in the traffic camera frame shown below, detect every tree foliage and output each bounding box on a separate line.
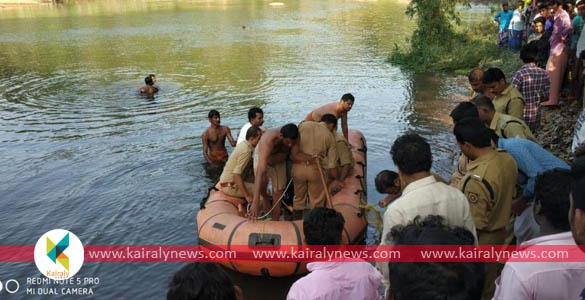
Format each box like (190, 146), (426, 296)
(406, 0), (470, 50)
(389, 0), (520, 73)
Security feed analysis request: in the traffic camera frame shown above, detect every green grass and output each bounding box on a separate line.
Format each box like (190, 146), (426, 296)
(389, 19), (523, 77)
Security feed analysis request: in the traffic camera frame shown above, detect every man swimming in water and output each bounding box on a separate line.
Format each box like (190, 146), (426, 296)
(140, 74), (158, 94)
(202, 110), (236, 164)
(305, 93), (354, 141)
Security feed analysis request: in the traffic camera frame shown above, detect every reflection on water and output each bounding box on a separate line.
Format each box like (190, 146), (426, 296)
(0, 0), (469, 299)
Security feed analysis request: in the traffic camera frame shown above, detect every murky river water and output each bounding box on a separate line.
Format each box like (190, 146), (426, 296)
(0, 0), (472, 298)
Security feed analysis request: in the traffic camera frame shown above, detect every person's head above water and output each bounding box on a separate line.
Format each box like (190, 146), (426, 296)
(279, 123), (299, 148)
(303, 207), (345, 245)
(375, 170), (400, 194)
(340, 93), (355, 112)
(450, 102), (479, 124)
(145, 74), (156, 86)
(167, 262), (243, 300)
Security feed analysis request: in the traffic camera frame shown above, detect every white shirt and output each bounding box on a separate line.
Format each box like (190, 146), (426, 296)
(377, 175), (477, 279)
(237, 122), (252, 145)
(509, 9), (525, 31)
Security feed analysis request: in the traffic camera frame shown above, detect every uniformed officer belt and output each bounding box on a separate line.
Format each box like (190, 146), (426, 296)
(292, 160), (317, 166)
(219, 182), (236, 188)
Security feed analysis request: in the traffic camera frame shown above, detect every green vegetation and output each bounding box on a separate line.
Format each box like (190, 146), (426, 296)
(389, 0), (522, 75)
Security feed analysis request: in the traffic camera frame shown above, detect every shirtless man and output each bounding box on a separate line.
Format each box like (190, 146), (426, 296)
(202, 110), (236, 164)
(248, 124), (300, 220)
(140, 74), (159, 94)
(305, 93), (354, 141)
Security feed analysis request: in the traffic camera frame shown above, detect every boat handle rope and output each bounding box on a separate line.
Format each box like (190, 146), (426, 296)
(246, 178), (294, 220)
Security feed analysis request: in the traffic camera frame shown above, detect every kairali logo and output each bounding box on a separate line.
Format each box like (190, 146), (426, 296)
(34, 230), (84, 279)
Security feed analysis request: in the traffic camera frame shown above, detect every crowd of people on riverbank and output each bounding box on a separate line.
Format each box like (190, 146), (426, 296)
(495, 0), (585, 106)
(160, 1), (585, 299)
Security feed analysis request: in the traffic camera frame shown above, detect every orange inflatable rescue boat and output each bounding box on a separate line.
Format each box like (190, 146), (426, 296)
(196, 130), (368, 277)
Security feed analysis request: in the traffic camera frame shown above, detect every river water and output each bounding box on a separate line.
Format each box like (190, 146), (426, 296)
(0, 0), (470, 299)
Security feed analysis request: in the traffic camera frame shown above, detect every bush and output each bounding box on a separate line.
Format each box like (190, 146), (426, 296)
(389, 1), (522, 75)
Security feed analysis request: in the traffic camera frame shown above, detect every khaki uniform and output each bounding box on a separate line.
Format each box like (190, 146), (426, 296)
(490, 112), (537, 142)
(292, 121), (337, 210)
(253, 146), (286, 192)
(219, 141), (255, 198)
(493, 84), (525, 120)
(457, 150), (518, 300)
(451, 153), (469, 188)
(335, 132), (354, 169)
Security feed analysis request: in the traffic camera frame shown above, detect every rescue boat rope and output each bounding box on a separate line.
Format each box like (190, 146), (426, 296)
(247, 178), (294, 220)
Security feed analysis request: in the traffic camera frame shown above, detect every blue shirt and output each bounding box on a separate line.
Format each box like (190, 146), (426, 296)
(498, 138), (569, 198)
(572, 15), (584, 49)
(495, 10), (514, 31)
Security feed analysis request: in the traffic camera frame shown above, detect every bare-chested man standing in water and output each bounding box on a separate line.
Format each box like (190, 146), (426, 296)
(305, 93), (354, 141)
(202, 110), (236, 164)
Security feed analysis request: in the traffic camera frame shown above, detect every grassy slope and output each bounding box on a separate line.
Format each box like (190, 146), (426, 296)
(389, 18), (523, 77)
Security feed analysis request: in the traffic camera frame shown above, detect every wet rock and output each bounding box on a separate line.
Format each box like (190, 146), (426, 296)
(537, 101), (581, 163)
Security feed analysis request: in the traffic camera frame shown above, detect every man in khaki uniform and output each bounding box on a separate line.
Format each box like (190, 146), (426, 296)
(482, 68), (525, 120)
(449, 102), (480, 187)
(453, 118), (518, 300)
(472, 95), (537, 142)
(219, 126), (262, 211)
(335, 130), (354, 181)
(291, 114), (341, 219)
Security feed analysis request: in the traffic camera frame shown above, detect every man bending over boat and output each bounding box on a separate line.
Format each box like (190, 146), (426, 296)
(290, 114), (342, 220)
(248, 124), (299, 220)
(219, 126), (262, 216)
(202, 110), (236, 164)
(305, 93), (354, 141)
